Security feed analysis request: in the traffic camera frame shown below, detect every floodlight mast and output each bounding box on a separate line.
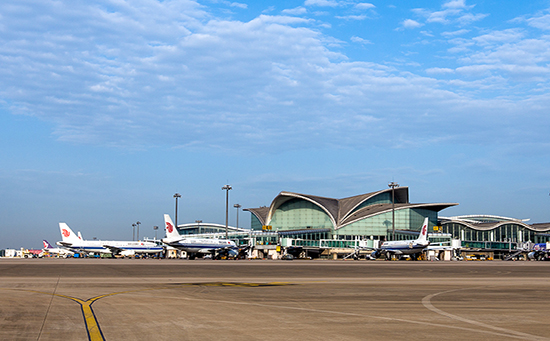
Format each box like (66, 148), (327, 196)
(222, 185), (232, 239)
(234, 204), (242, 229)
(136, 221), (141, 241)
(388, 182), (399, 241)
(173, 193), (181, 229)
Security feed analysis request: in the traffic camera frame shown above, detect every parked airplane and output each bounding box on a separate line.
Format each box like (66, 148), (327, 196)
(56, 222), (164, 256)
(527, 243), (549, 261)
(162, 214), (240, 260)
(40, 240), (74, 257)
(370, 217), (431, 260)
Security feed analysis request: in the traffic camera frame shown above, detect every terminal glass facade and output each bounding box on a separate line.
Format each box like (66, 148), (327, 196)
(337, 208), (436, 241)
(349, 192), (391, 214)
(269, 198), (333, 231)
(246, 188), (455, 245)
(251, 215), (263, 231)
(442, 222), (550, 243)
(177, 226), (226, 235)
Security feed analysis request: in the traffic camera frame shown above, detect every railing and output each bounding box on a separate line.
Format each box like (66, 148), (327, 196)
(319, 240), (358, 248)
(284, 239), (378, 249)
(461, 240), (516, 250)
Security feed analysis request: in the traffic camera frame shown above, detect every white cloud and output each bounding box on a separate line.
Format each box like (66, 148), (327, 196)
(526, 13), (550, 30)
(336, 15), (366, 20)
(350, 36), (372, 44)
(457, 12), (488, 25)
(413, 1), (486, 25)
(446, 26), (550, 83)
(443, 0), (468, 9)
(472, 29), (524, 46)
(442, 29), (470, 37)
(425, 9), (460, 24)
(401, 19), (424, 29)
(230, 2), (247, 9)
(282, 7), (307, 15)
(425, 67), (454, 74)
(356, 3), (375, 10)
(0, 0), (549, 153)
(304, 0), (339, 7)
(446, 37), (475, 53)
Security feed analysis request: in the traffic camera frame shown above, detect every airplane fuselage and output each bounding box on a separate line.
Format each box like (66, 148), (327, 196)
(57, 240), (163, 254)
(165, 238), (236, 254)
(379, 241), (430, 255)
(44, 248), (73, 255)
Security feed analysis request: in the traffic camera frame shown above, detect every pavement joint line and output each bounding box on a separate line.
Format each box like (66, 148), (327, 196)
(421, 286), (550, 341)
(5, 290), (108, 341)
(151, 286), (544, 340)
(1, 282), (292, 341)
(37, 275), (60, 341)
(3, 281), (547, 341)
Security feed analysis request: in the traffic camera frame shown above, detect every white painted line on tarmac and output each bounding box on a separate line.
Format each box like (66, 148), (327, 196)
(148, 286), (542, 340)
(421, 287), (548, 341)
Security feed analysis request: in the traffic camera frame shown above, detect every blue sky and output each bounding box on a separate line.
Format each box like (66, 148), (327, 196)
(1, 0), (550, 249)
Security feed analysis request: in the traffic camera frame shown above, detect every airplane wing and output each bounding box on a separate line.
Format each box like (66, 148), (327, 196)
(57, 241), (81, 252)
(161, 239), (184, 248)
(192, 245), (236, 254)
(103, 245), (126, 255)
(208, 245), (243, 259)
(237, 245), (253, 252)
(343, 246), (369, 260)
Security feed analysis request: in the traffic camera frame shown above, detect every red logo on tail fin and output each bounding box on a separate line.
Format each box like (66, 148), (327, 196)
(62, 229), (70, 237)
(166, 222), (173, 233)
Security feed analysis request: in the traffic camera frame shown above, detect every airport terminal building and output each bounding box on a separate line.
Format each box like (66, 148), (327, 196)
(440, 215), (550, 246)
(245, 187), (457, 241)
(166, 186), (550, 260)
(241, 188), (550, 259)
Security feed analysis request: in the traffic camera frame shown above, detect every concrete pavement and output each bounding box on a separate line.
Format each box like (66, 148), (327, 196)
(1, 258), (549, 340)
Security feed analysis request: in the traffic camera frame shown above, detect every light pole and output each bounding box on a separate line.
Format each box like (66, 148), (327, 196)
(136, 221), (141, 241)
(132, 223), (136, 241)
(174, 193), (181, 229)
(195, 220), (202, 234)
(388, 181), (399, 241)
(222, 184), (232, 239)
(234, 204), (242, 229)
(153, 226), (158, 240)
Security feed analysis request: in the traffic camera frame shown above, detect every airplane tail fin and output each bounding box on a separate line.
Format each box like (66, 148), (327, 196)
(416, 217), (429, 243)
(164, 214), (180, 240)
(59, 223), (81, 243)
(43, 240), (53, 249)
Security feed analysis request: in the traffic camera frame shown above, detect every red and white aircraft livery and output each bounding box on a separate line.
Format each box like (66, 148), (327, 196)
(162, 214), (237, 260)
(371, 217), (431, 260)
(57, 222), (163, 256)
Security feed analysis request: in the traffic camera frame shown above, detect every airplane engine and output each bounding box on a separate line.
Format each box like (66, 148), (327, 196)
(528, 251), (536, 260)
(121, 250), (136, 257)
(371, 250), (381, 259)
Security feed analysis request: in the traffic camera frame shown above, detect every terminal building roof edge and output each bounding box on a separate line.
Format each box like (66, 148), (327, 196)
(244, 188), (550, 232)
(244, 187), (458, 230)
